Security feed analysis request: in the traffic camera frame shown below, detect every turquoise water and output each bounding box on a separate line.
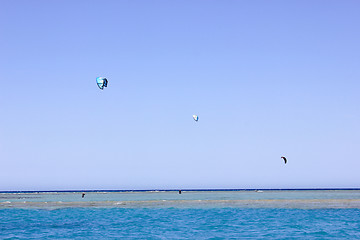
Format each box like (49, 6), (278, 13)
(1, 190), (360, 239)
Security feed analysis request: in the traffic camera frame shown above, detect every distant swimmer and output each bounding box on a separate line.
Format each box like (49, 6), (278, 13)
(82, 192), (85, 198)
(179, 190), (182, 194)
(281, 156), (287, 164)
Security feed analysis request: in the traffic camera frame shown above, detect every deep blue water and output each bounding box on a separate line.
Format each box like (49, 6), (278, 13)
(1, 208), (360, 239)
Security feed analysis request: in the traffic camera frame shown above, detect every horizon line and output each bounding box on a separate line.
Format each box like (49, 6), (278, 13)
(1, 188), (360, 193)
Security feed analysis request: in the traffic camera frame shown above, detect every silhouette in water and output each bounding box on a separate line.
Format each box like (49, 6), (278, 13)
(179, 190), (182, 194)
(281, 156), (287, 164)
(82, 193), (85, 198)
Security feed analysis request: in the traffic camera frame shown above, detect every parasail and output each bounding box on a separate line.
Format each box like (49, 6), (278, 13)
(193, 115), (199, 121)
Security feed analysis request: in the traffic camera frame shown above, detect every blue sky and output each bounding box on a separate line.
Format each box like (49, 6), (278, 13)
(1, 0), (359, 190)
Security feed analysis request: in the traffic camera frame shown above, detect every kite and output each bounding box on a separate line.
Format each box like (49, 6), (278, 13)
(96, 77), (108, 90)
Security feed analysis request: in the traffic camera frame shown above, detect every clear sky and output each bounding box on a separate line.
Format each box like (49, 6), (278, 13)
(1, 0), (359, 191)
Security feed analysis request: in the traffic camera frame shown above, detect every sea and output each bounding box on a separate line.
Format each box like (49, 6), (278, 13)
(1, 189), (360, 239)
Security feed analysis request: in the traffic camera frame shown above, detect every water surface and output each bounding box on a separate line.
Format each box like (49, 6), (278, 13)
(1, 190), (360, 239)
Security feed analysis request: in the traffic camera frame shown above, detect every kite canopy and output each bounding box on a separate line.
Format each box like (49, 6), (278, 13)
(96, 77), (108, 90)
(193, 115), (199, 121)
